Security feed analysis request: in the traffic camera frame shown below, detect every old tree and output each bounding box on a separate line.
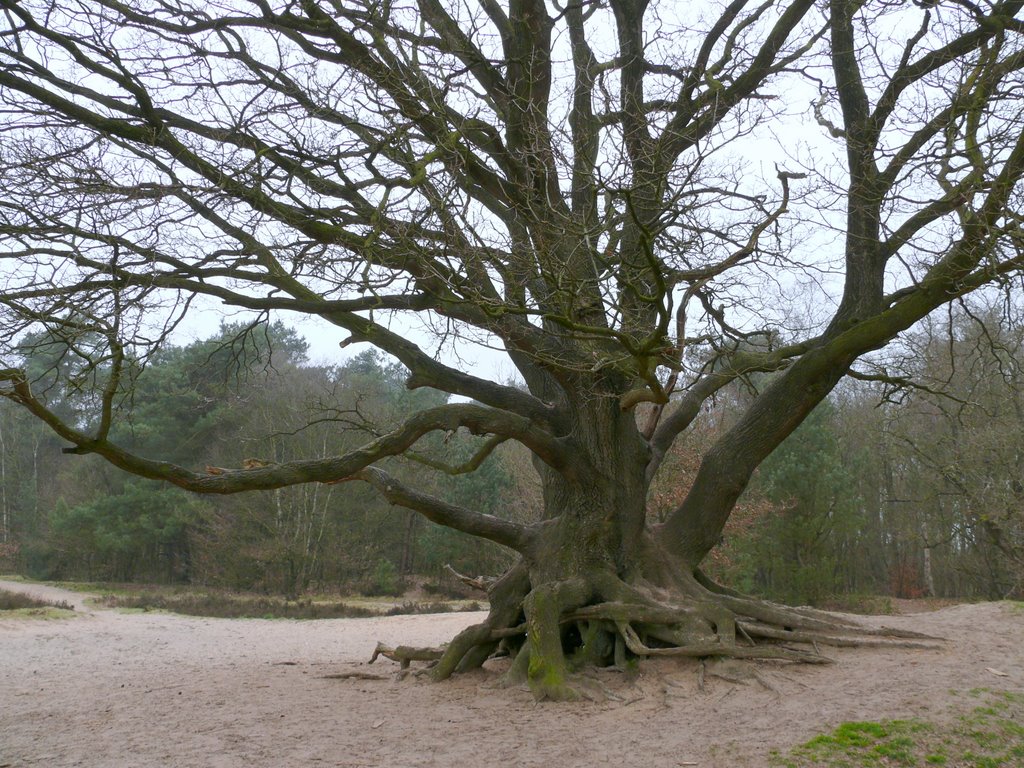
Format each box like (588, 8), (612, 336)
(1, 0), (1023, 698)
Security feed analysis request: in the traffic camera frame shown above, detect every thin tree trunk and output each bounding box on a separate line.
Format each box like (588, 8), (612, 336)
(0, 420), (8, 545)
(922, 545), (935, 598)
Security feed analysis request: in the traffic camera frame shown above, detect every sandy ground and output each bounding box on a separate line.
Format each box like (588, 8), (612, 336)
(1, 580), (1022, 768)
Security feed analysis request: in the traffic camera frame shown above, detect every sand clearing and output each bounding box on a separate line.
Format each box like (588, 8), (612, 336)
(1, 579), (1022, 767)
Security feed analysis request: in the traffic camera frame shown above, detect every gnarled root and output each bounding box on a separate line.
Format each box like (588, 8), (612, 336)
(428, 561), (530, 682)
(522, 577), (591, 700)
(373, 566), (943, 700)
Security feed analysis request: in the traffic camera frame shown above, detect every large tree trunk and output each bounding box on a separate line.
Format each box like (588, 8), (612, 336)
(510, 398), (651, 698)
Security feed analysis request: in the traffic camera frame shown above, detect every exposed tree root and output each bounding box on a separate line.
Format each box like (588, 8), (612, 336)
(319, 671), (390, 681)
(372, 566), (944, 700)
(369, 642), (444, 669)
(616, 619), (831, 664)
(737, 621), (940, 648)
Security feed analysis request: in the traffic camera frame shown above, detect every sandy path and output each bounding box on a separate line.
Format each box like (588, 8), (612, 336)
(1, 580), (1022, 768)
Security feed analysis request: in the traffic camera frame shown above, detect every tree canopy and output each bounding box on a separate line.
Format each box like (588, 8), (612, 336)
(1, 0), (1023, 698)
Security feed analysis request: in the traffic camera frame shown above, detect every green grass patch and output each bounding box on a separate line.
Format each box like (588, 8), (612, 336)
(773, 690), (1024, 767)
(0, 587), (75, 617)
(1, 606), (76, 619)
(49, 580), (135, 596)
(95, 587), (480, 619)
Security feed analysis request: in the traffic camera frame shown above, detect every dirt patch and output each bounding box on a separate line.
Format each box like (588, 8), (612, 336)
(1, 580), (1021, 767)
(891, 597), (967, 614)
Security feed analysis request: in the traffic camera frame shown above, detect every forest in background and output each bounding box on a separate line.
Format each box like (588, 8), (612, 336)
(0, 303), (1021, 605)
